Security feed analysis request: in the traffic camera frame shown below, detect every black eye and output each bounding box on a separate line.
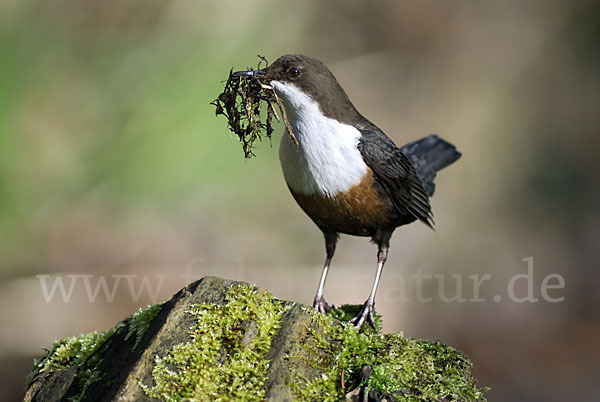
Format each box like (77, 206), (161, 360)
(288, 67), (300, 78)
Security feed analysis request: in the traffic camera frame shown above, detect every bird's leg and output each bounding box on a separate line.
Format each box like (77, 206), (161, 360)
(350, 245), (388, 330)
(313, 257), (333, 313)
(313, 233), (337, 313)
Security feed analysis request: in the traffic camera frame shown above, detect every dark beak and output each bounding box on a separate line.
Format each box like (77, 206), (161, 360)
(232, 69), (265, 78)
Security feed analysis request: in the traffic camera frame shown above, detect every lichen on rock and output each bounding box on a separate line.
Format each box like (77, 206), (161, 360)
(287, 305), (487, 401)
(23, 277), (488, 401)
(125, 303), (162, 351)
(141, 283), (291, 401)
(25, 326), (120, 401)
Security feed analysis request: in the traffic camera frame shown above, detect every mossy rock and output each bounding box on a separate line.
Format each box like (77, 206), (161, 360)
(23, 276), (487, 401)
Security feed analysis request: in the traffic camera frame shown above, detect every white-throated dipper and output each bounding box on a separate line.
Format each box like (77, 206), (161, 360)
(234, 55), (461, 329)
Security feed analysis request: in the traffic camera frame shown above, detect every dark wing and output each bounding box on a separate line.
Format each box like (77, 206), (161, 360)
(358, 129), (433, 228)
(400, 134), (462, 197)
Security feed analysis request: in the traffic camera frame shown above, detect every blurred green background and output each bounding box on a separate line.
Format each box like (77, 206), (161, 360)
(1, 1), (599, 400)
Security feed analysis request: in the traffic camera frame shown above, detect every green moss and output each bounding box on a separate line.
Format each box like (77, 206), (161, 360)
(26, 302), (161, 393)
(288, 306), (488, 401)
(125, 303), (162, 350)
(25, 289), (486, 402)
(26, 325), (119, 401)
(142, 283), (291, 401)
(326, 304), (383, 333)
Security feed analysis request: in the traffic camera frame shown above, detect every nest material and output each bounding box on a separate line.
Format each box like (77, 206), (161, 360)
(211, 58), (297, 158)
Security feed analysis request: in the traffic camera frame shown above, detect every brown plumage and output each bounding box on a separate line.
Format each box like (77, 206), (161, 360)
(289, 168), (389, 236)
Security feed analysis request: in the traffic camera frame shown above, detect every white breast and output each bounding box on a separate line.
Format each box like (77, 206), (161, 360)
(273, 81), (367, 197)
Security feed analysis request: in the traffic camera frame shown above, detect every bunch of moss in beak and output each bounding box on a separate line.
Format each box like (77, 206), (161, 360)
(212, 57), (298, 158)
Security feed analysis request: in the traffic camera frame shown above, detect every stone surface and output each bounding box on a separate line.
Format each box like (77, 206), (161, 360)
(24, 277), (326, 401)
(23, 276), (487, 402)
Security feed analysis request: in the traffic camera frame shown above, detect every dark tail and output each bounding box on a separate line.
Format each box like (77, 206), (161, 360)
(400, 135), (461, 197)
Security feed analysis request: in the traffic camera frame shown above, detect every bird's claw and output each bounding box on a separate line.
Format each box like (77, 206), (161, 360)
(349, 300), (378, 330)
(313, 295), (334, 314)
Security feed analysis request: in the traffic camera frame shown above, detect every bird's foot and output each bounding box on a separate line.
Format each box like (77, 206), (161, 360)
(313, 295), (334, 314)
(349, 300), (377, 331)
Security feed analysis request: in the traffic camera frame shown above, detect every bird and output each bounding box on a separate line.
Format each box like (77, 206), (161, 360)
(233, 54), (461, 329)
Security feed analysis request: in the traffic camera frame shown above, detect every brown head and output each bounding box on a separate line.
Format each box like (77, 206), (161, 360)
(235, 54), (365, 126)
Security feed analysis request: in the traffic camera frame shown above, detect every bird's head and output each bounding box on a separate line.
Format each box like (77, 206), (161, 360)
(233, 54), (358, 122)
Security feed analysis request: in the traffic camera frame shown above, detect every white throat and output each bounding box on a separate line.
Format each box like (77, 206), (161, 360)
(273, 81), (367, 196)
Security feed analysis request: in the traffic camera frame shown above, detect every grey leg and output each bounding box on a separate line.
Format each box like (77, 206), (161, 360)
(350, 245), (388, 330)
(313, 232), (337, 313)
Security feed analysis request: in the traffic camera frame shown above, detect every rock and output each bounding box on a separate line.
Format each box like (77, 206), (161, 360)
(24, 276), (488, 401)
(23, 368), (77, 402)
